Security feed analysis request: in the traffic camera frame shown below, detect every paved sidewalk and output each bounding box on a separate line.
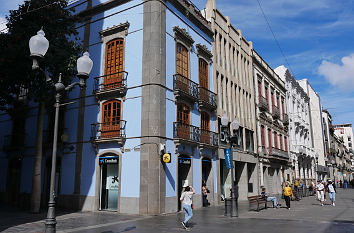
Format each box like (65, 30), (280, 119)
(0, 188), (353, 233)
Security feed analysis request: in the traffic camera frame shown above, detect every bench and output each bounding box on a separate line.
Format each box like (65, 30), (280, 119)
(248, 195), (268, 211)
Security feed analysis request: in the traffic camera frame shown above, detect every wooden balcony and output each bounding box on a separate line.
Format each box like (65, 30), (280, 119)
(91, 120), (126, 145)
(93, 71), (128, 100)
(173, 74), (199, 103)
(200, 128), (218, 148)
(199, 87), (217, 111)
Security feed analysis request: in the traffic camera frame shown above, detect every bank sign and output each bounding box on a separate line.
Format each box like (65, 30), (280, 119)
(99, 157), (118, 165)
(224, 148), (233, 169)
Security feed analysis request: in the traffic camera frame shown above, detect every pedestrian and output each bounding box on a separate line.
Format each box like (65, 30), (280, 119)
(261, 187), (280, 208)
(316, 180), (325, 206)
(180, 185), (195, 230)
(326, 180), (336, 206)
(202, 181), (209, 207)
(283, 182), (293, 210)
(343, 179), (348, 189)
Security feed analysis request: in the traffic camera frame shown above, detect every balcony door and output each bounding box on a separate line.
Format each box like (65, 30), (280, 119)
(102, 100), (122, 138)
(104, 39), (124, 89)
(199, 58), (209, 103)
(175, 43), (189, 93)
(177, 103), (190, 140)
(200, 111), (210, 144)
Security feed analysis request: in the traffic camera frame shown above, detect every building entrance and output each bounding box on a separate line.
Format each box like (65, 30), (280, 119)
(99, 155), (119, 211)
(178, 156), (191, 211)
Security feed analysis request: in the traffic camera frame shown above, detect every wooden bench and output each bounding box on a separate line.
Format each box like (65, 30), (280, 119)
(248, 195), (268, 211)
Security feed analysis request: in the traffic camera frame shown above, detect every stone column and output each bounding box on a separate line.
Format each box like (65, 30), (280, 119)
(140, 0), (166, 214)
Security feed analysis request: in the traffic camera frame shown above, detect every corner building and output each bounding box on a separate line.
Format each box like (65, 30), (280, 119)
(0, 0), (217, 215)
(205, 0), (258, 201)
(253, 52), (291, 196)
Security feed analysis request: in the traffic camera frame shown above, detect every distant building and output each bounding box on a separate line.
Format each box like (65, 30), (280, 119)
(253, 51), (291, 196)
(275, 66), (317, 186)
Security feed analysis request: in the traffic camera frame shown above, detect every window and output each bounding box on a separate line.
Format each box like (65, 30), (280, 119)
(104, 39), (124, 89)
(281, 98), (285, 119)
(176, 43), (189, 78)
(280, 134), (283, 151)
(274, 132), (278, 149)
(102, 100), (122, 138)
(284, 136), (288, 152)
(246, 129), (254, 152)
(176, 103), (190, 140)
(271, 89), (275, 112)
(199, 58), (209, 103)
(261, 125), (265, 147)
(258, 80), (262, 104)
(268, 129), (272, 153)
(265, 84), (269, 111)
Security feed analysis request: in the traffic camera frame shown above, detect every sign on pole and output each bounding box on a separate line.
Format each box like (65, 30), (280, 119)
(224, 148), (233, 169)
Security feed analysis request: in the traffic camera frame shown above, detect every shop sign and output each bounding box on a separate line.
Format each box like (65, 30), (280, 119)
(99, 157), (118, 165)
(224, 148), (233, 169)
(106, 176), (119, 190)
(179, 157), (191, 165)
(162, 153), (171, 163)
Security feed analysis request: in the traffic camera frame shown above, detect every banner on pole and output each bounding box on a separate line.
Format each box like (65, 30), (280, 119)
(224, 148), (233, 169)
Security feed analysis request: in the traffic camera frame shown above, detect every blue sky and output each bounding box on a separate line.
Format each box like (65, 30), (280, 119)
(1, 0), (354, 126)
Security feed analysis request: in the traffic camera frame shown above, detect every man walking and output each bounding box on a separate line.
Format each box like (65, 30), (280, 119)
(316, 180), (325, 206)
(326, 180), (336, 206)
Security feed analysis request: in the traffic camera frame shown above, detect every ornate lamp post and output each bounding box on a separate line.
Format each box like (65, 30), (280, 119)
(221, 113), (240, 217)
(29, 29), (93, 233)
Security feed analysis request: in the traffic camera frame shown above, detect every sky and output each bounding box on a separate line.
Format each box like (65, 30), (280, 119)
(1, 0), (354, 126)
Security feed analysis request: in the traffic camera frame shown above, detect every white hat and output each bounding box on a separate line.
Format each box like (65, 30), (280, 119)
(182, 180), (189, 188)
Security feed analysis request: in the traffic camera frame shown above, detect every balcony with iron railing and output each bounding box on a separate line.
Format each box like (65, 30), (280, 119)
(200, 128), (218, 147)
(91, 120), (127, 145)
(258, 96), (269, 112)
(93, 71), (128, 100)
(173, 74), (199, 103)
(199, 87), (217, 111)
(272, 105), (280, 119)
(3, 134), (26, 152)
(173, 122), (200, 145)
(269, 147), (289, 160)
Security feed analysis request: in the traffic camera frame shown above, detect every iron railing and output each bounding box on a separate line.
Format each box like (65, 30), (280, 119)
(91, 120), (127, 140)
(259, 96), (269, 112)
(173, 122), (200, 142)
(200, 128), (218, 146)
(93, 71), (128, 93)
(173, 74), (199, 100)
(199, 87), (217, 109)
(271, 147), (289, 159)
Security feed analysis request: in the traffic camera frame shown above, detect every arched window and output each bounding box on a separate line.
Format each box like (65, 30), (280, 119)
(104, 39), (124, 89)
(176, 43), (189, 78)
(102, 100), (122, 138)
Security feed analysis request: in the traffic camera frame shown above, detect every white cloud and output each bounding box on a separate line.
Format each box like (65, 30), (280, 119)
(318, 54), (354, 91)
(0, 17), (8, 33)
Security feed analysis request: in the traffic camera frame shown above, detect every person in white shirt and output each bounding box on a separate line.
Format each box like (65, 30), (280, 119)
(316, 180), (325, 206)
(180, 186), (195, 229)
(326, 180), (336, 206)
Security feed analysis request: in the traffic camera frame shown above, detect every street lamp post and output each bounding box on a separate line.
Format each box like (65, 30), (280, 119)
(29, 29), (93, 233)
(221, 113), (239, 217)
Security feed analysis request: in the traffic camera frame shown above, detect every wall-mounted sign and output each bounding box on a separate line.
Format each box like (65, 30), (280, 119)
(99, 157), (118, 165)
(224, 148), (233, 169)
(162, 153), (171, 163)
(179, 157), (191, 165)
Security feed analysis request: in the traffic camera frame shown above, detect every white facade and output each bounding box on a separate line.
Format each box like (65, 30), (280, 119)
(275, 66), (316, 185)
(334, 124), (354, 151)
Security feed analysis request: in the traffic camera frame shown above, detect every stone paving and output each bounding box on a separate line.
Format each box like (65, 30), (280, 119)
(0, 188), (353, 233)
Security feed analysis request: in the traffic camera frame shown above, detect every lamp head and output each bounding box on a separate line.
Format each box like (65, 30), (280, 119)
(231, 118), (240, 132)
(29, 28), (49, 58)
(77, 51), (93, 78)
(220, 113), (229, 127)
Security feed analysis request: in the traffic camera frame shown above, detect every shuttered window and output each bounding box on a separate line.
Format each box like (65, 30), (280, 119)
(102, 100), (122, 138)
(104, 39), (124, 88)
(176, 43), (189, 78)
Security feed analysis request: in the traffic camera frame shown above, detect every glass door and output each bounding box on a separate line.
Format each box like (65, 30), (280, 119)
(100, 157), (119, 210)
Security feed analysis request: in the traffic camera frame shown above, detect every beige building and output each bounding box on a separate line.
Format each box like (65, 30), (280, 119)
(253, 51), (290, 196)
(205, 0), (258, 201)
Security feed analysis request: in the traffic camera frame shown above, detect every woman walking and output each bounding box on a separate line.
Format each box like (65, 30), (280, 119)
(283, 182), (293, 210)
(326, 180), (336, 206)
(180, 186), (195, 230)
